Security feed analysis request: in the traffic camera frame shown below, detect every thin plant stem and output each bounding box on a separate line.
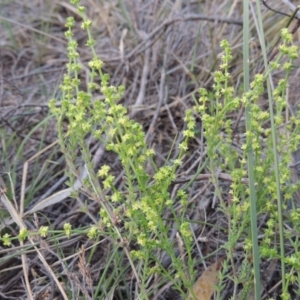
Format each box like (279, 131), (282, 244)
(254, 0), (286, 293)
(243, 1), (261, 299)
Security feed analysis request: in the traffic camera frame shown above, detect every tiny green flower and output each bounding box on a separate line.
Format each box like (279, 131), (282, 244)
(173, 158), (182, 166)
(77, 5), (86, 13)
(137, 233), (147, 246)
(63, 223), (72, 238)
(180, 222), (192, 240)
(147, 266), (160, 275)
(103, 175), (115, 189)
(18, 228), (28, 242)
(281, 28), (293, 43)
(2, 233), (11, 246)
(86, 38), (95, 47)
(39, 226), (49, 238)
(88, 57), (104, 70)
(111, 192), (122, 203)
(183, 129), (195, 138)
(165, 199), (172, 206)
(98, 165), (111, 177)
(131, 250), (146, 260)
(243, 239), (252, 251)
(280, 292), (290, 300)
(65, 16), (75, 28)
(178, 142), (188, 151)
(87, 225), (99, 239)
(81, 19), (92, 30)
(269, 61), (280, 69)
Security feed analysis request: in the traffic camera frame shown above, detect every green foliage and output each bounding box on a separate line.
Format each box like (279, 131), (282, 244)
(49, 1), (197, 299)
(195, 28), (300, 300)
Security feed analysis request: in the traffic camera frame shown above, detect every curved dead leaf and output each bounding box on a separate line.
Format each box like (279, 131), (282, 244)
(187, 257), (225, 300)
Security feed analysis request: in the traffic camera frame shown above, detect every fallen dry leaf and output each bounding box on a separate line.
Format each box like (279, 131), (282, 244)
(187, 257), (225, 300)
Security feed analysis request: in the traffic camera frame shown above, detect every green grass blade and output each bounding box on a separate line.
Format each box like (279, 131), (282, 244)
(254, 0), (286, 293)
(243, 1), (261, 299)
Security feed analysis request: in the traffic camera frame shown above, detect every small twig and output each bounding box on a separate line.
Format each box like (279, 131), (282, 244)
(262, 0), (293, 18)
(108, 14), (242, 63)
(0, 16), (67, 45)
(281, 1), (300, 19)
(131, 31), (151, 116)
(145, 68), (165, 140)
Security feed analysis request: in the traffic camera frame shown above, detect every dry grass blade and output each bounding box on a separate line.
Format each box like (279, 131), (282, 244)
(1, 187), (24, 229)
(0, 187), (68, 299)
(28, 238), (69, 300)
(0, 15), (67, 44)
(22, 143), (105, 217)
(20, 140), (59, 215)
(0, 188), (34, 299)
